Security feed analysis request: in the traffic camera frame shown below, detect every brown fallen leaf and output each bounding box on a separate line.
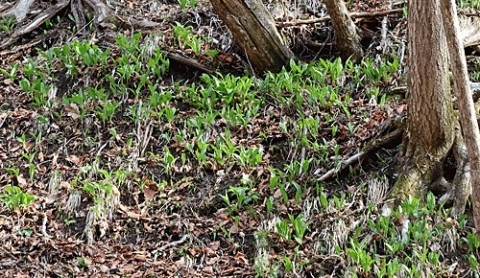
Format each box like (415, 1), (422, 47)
(118, 204), (150, 220)
(202, 265), (214, 275)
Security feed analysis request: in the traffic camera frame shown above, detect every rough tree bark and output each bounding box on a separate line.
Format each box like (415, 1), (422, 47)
(440, 0), (480, 228)
(389, 0), (455, 207)
(209, 0), (293, 74)
(324, 0), (363, 62)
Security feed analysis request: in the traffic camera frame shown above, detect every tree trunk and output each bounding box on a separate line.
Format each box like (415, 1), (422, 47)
(441, 0), (480, 227)
(324, 0), (363, 62)
(209, 0), (293, 75)
(389, 0), (455, 207)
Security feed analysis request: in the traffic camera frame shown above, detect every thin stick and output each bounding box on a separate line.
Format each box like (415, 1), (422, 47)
(156, 234), (190, 252)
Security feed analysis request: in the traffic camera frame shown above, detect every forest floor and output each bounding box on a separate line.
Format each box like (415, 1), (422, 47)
(1, 0), (480, 277)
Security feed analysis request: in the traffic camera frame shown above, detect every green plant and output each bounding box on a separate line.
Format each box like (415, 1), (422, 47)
(172, 23), (203, 55)
(21, 151), (37, 180)
(178, 0), (197, 10)
(276, 218), (291, 241)
(63, 212), (76, 226)
(346, 238), (376, 274)
(77, 256), (90, 269)
(269, 168), (289, 203)
(116, 32), (142, 53)
(290, 214), (308, 244)
(162, 146), (178, 175)
(19, 76), (51, 107)
(19, 229), (33, 237)
(235, 146), (263, 167)
(281, 256), (293, 272)
(467, 254), (479, 272)
(96, 100), (120, 124)
(5, 166), (21, 178)
(0, 185), (37, 211)
(82, 179), (113, 200)
(319, 57), (344, 85)
(222, 186), (259, 214)
(276, 213), (308, 244)
(253, 256), (280, 278)
(458, 0), (480, 8)
(194, 138), (209, 166)
(375, 258), (402, 277)
(0, 64), (18, 80)
(0, 15), (16, 32)
(465, 231), (480, 252)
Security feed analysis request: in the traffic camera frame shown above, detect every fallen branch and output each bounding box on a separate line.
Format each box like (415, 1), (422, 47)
(166, 52), (214, 74)
(277, 8), (480, 29)
(389, 82), (480, 103)
(0, 36), (43, 56)
(0, 0), (114, 50)
(464, 12), (480, 16)
(0, 0), (70, 49)
(277, 8), (404, 28)
(317, 126), (403, 182)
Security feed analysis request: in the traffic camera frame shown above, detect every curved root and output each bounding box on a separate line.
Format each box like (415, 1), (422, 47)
(390, 125), (472, 216)
(439, 127), (471, 216)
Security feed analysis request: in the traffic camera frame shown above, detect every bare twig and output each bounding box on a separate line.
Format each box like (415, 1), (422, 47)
(41, 212), (51, 238)
(318, 151), (364, 182)
(156, 234), (190, 252)
(0, 246), (18, 260)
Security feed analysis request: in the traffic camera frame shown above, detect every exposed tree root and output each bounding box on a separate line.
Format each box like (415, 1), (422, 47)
(71, 0), (87, 32)
(388, 119), (476, 216)
(319, 106), (478, 218)
(387, 150), (445, 208)
(330, 106), (478, 216)
(374, 82), (480, 215)
(439, 126), (471, 216)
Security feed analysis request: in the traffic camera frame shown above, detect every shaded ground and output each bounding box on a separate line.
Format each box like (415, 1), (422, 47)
(0, 0), (480, 277)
